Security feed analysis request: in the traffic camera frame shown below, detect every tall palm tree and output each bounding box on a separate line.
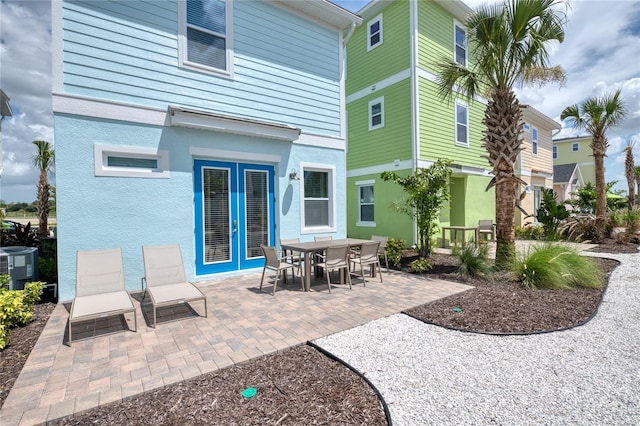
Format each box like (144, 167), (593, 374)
(560, 90), (627, 239)
(435, 0), (567, 269)
(624, 142), (635, 209)
(635, 166), (640, 208)
(31, 140), (55, 237)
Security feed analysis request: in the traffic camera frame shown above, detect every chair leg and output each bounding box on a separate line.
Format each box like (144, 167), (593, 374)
(345, 266), (352, 289)
(326, 269), (332, 293)
(260, 267), (267, 291)
(272, 270), (280, 296)
(360, 262), (366, 286)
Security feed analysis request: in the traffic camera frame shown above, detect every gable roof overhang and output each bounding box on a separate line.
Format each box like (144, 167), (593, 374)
(359, 0), (472, 21)
(1, 89), (13, 119)
(168, 106), (301, 142)
(269, 0), (362, 30)
(553, 163), (581, 185)
(520, 105), (561, 131)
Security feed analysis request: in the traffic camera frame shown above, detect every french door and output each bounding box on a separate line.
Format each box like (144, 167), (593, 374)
(194, 160), (274, 275)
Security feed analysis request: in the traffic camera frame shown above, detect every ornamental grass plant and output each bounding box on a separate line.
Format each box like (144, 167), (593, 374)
(514, 244), (604, 290)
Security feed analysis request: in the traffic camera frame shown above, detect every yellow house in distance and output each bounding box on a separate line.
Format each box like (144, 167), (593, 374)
(553, 136), (596, 186)
(515, 105), (561, 227)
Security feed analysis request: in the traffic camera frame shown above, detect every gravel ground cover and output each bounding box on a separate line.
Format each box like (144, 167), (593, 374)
(0, 240), (632, 424)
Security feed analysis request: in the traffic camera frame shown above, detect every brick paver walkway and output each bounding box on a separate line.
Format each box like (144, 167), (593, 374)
(0, 269), (471, 425)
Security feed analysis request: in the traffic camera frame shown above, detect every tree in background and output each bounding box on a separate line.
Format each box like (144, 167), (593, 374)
(435, 0), (567, 269)
(635, 166), (640, 208)
(381, 159), (452, 258)
(560, 90), (627, 241)
(31, 140), (55, 237)
(624, 142), (635, 209)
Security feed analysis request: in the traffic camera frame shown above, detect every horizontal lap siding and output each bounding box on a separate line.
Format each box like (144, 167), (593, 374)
(347, 79), (413, 169)
(417, 1), (452, 73)
(62, 0), (341, 136)
(419, 78), (487, 168)
(346, 1), (410, 94)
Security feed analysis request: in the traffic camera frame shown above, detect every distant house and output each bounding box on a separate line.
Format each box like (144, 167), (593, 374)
(515, 105), (561, 227)
(52, 0), (361, 301)
(553, 136), (596, 186)
(553, 163), (584, 204)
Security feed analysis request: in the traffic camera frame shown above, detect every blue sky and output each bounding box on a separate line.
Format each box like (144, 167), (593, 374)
(0, 0), (638, 202)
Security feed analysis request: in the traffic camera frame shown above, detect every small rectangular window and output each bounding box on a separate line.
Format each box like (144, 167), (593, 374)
(523, 123), (530, 132)
(532, 127), (538, 155)
(455, 101), (468, 146)
(553, 145), (558, 159)
(572, 143), (579, 152)
(454, 23), (467, 66)
(367, 14), (383, 51)
(180, 0), (233, 76)
(358, 184), (375, 224)
(95, 145), (169, 178)
(369, 97), (384, 130)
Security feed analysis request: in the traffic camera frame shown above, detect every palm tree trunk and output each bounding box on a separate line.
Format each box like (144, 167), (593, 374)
(594, 153), (606, 241)
(37, 171), (50, 237)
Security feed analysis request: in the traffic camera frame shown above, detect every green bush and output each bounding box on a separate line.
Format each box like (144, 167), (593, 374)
(410, 257), (432, 273)
(515, 224), (545, 240)
(452, 242), (491, 278)
(514, 244), (604, 290)
(0, 280), (45, 350)
(386, 237), (406, 268)
(559, 214), (598, 242)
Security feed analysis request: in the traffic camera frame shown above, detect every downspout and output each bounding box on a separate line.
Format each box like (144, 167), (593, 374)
(343, 21), (357, 46)
(410, 0), (419, 246)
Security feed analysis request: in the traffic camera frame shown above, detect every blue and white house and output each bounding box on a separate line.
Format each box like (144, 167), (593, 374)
(52, 0), (361, 301)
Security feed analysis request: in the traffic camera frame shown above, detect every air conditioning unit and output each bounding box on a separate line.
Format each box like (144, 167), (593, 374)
(0, 246), (39, 290)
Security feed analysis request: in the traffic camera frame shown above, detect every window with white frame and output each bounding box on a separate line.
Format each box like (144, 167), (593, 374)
(369, 97), (384, 130)
(553, 145), (558, 159)
(367, 14), (383, 51)
(532, 127), (538, 155)
(455, 101), (468, 146)
(94, 145), (170, 178)
(180, 0), (232, 75)
(302, 165), (335, 231)
(454, 22), (467, 66)
(357, 181), (375, 226)
(523, 123), (530, 132)
(572, 143), (579, 152)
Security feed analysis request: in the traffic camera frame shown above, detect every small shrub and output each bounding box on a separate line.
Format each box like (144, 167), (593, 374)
(410, 257), (432, 273)
(559, 214), (598, 242)
(514, 244), (604, 290)
(38, 256), (57, 283)
(452, 242), (491, 278)
(516, 223), (545, 240)
(386, 237), (406, 268)
(0, 281), (45, 350)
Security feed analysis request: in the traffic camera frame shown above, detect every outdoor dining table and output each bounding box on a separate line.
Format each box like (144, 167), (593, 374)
(280, 238), (371, 291)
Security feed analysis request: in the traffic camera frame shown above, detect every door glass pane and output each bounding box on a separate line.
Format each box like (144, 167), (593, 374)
(203, 168), (230, 263)
(245, 170), (269, 259)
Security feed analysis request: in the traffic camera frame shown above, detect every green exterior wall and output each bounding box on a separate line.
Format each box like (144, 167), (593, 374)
(346, 172), (414, 245)
(345, 1), (411, 94)
(554, 139), (595, 184)
(417, 0), (453, 72)
(346, 78), (413, 170)
(418, 78), (487, 167)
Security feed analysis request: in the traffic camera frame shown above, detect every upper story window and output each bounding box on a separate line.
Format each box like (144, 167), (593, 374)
(369, 97), (384, 131)
(523, 123), (530, 132)
(367, 14), (383, 51)
(553, 145), (558, 159)
(572, 143), (579, 152)
(532, 127), (538, 156)
(301, 164), (336, 232)
(180, 0), (233, 76)
(454, 22), (467, 66)
(455, 101), (468, 146)
(357, 180), (375, 226)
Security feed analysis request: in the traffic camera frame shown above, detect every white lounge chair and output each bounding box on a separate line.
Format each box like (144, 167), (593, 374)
(142, 244), (207, 327)
(68, 248), (137, 345)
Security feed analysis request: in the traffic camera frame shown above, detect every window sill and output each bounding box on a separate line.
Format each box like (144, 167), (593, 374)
(356, 221), (376, 227)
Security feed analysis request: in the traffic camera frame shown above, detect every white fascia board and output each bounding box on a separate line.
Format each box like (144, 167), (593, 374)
(347, 160), (413, 178)
(346, 68), (411, 104)
(169, 106), (301, 142)
(295, 133), (346, 151)
(189, 147), (281, 164)
(268, 0), (362, 31)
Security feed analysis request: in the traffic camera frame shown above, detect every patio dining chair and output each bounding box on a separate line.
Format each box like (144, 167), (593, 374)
(260, 245), (298, 295)
(371, 235), (389, 271)
(477, 220), (495, 242)
(68, 248), (137, 345)
(314, 245), (352, 293)
(280, 238), (304, 279)
(142, 244), (207, 327)
(350, 240), (383, 286)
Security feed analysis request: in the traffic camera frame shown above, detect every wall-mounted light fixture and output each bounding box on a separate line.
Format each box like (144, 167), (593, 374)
(289, 168), (300, 181)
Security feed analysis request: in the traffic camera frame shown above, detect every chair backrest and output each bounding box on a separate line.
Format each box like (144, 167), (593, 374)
(371, 235), (387, 249)
(478, 220), (494, 231)
(76, 248), (125, 297)
(280, 238), (299, 245)
(314, 236), (333, 241)
(359, 241), (381, 262)
(142, 244), (187, 287)
(325, 245), (349, 268)
(261, 245), (280, 268)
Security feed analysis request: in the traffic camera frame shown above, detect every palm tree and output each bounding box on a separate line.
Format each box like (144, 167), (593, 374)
(560, 90), (627, 239)
(624, 142), (635, 209)
(635, 166), (640, 208)
(31, 140), (55, 237)
(435, 0), (567, 269)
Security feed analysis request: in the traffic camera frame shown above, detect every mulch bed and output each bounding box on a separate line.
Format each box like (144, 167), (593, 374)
(0, 239), (633, 424)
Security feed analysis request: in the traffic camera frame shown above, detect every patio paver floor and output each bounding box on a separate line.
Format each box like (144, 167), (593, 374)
(0, 269), (472, 425)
